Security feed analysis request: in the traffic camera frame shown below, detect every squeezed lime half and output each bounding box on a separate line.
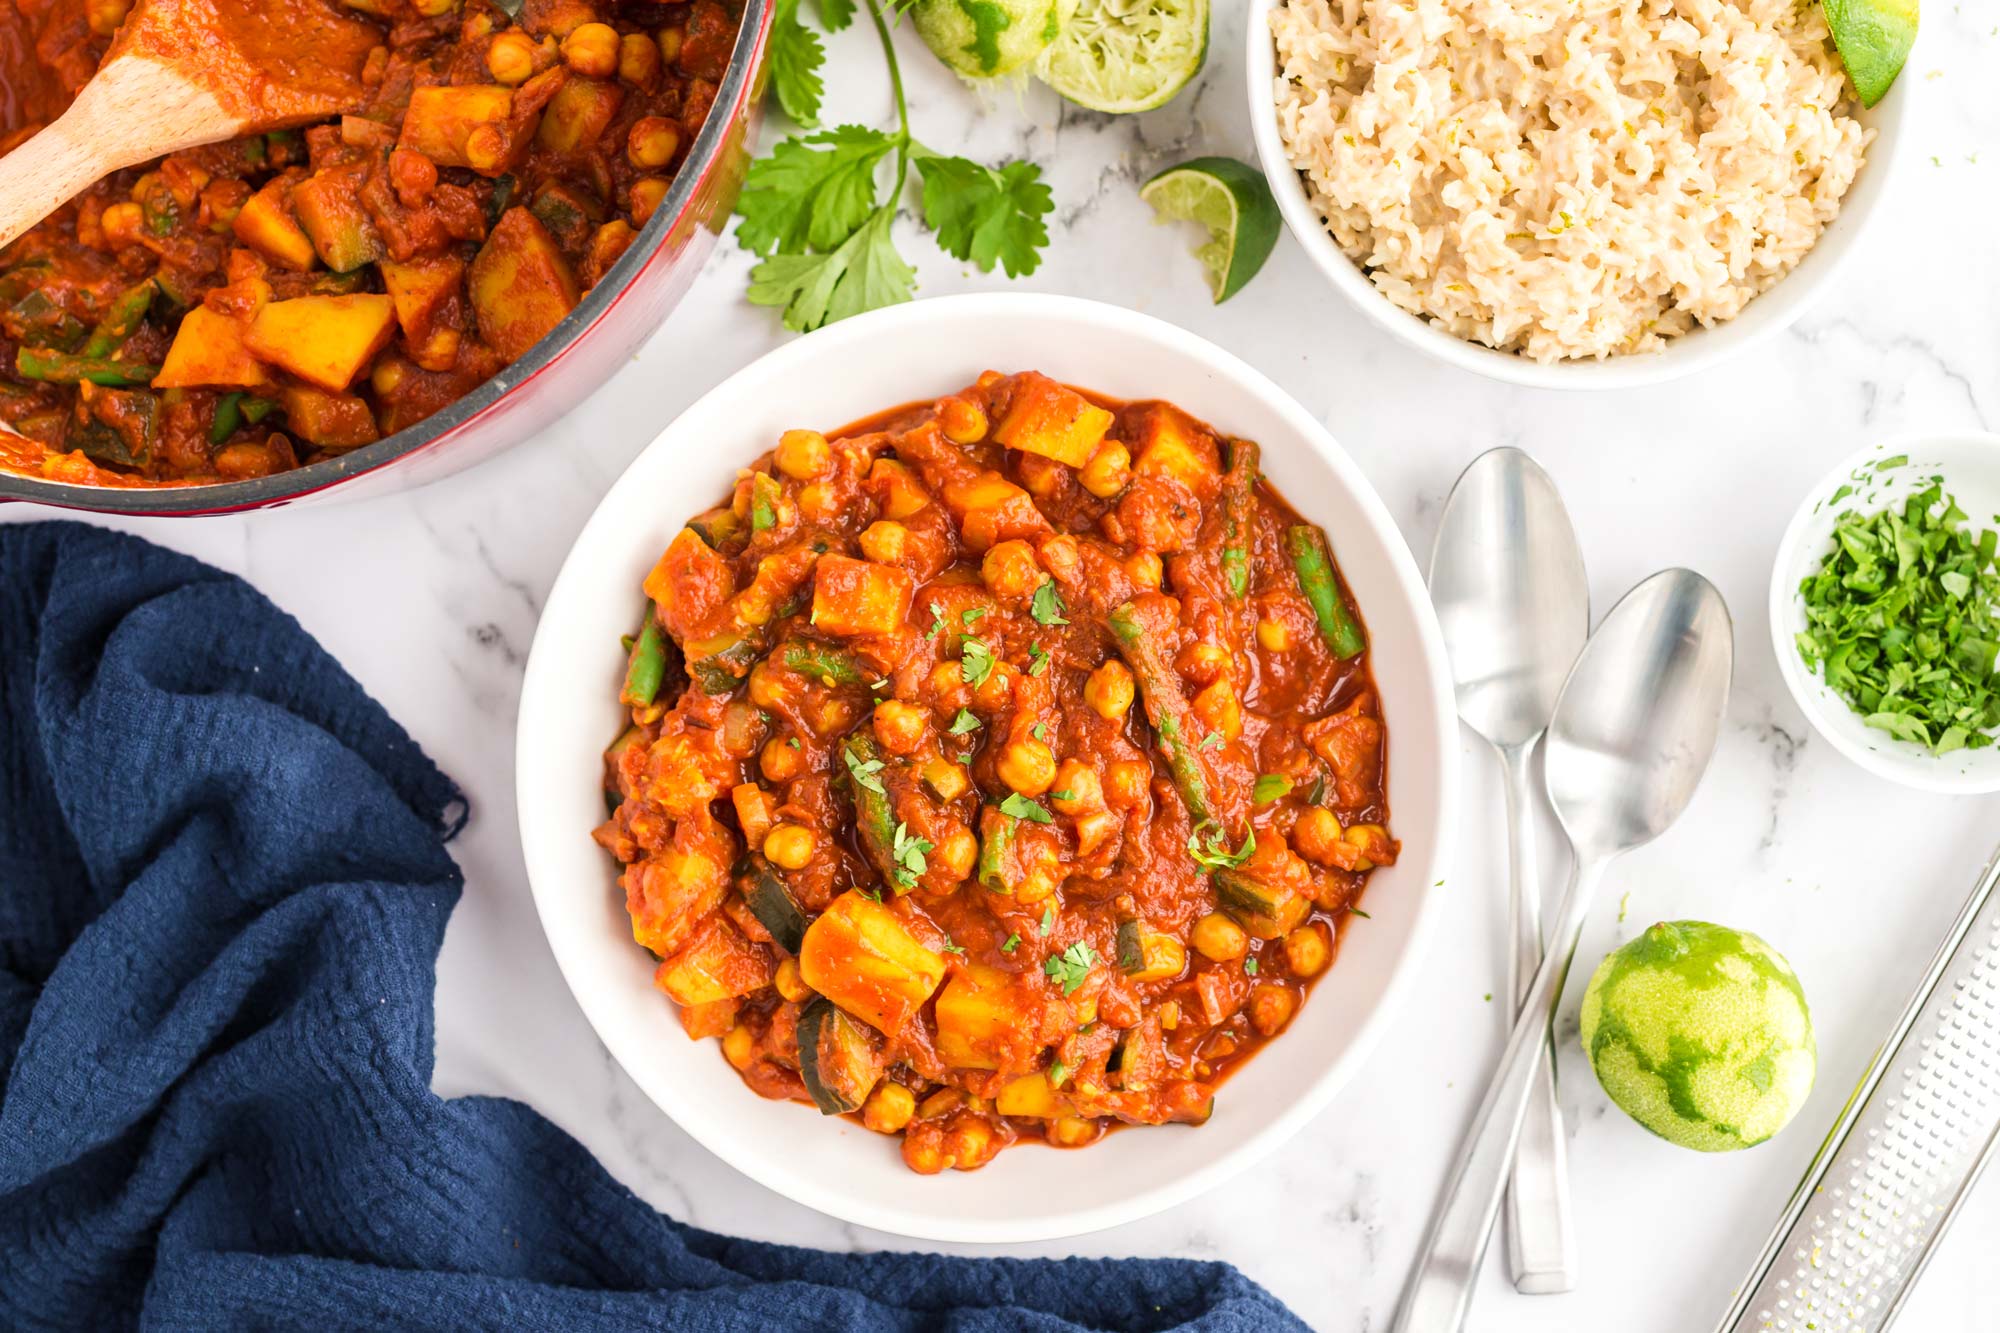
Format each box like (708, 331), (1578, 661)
(1824, 0), (1918, 108)
(1139, 157), (1280, 303)
(1034, 0), (1207, 114)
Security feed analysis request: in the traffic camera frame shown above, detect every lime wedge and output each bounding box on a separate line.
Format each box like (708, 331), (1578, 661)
(1033, 0), (1208, 115)
(1824, 0), (1918, 108)
(1139, 157), (1281, 303)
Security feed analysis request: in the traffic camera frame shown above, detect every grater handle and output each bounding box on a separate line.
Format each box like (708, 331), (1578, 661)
(1713, 840), (2000, 1333)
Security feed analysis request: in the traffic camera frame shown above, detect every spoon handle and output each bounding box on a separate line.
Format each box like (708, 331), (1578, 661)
(1391, 853), (1605, 1333)
(1498, 745), (1576, 1294)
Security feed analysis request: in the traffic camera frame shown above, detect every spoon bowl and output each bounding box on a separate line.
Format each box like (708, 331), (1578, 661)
(1546, 570), (1736, 860)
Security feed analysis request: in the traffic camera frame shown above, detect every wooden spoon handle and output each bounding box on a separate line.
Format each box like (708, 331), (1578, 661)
(0, 57), (239, 251)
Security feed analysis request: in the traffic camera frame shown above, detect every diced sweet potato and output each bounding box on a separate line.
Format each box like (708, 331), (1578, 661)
(1129, 404), (1220, 491)
(655, 914), (774, 1006)
(535, 77), (625, 154)
(279, 384), (379, 449)
(811, 553), (914, 638)
(942, 470), (1051, 552)
(644, 526), (737, 640)
(231, 180), (316, 272)
(396, 84), (513, 169)
(935, 965), (1051, 1073)
(379, 256), (464, 342)
(289, 168), (384, 273)
(993, 372), (1113, 467)
(153, 307), (269, 389)
(244, 294), (396, 392)
(797, 891), (946, 1034)
(467, 207), (579, 364)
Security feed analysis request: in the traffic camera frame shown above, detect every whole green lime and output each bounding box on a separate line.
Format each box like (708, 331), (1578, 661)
(910, 0), (1071, 79)
(1579, 921), (1816, 1152)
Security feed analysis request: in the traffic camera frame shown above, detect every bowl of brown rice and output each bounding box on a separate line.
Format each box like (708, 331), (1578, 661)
(1247, 0), (1910, 388)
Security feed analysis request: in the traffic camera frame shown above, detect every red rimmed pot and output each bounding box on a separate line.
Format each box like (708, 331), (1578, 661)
(0, 0), (773, 516)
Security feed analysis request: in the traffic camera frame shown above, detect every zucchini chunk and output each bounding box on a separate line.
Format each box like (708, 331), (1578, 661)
(796, 997), (886, 1115)
(739, 856), (810, 955)
(1214, 868), (1310, 940)
(797, 890), (947, 1034)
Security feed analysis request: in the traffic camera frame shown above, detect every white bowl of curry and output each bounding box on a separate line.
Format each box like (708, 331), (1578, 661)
(518, 292), (1460, 1242)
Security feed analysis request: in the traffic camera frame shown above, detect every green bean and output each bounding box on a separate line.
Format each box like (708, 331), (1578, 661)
(1107, 600), (1215, 827)
(977, 806), (1018, 893)
(15, 348), (158, 387)
(783, 639), (865, 687)
(82, 281), (155, 357)
(1284, 525), (1366, 660)
(1219, 439), (1257, 599)
(842, 735), (904, 892)
(620, 613), (668, 707)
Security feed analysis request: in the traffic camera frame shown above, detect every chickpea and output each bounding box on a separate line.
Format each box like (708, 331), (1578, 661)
(1104, 758), (1151, 810)
(1249, 983), (1297, 1037)
(774, 957), (811, 1003)
(721, 1024), (755, 1070)
(561, 21), (619, 76)
(1038, 533), (1081, 582)
(1191, 911), (1249, 962)
(629, 176), (669, 225)
(627, 116), (682, 169)
(863, 1082), (916, 1134)
(100, 201), (145, 247)
(1018, 454), (1065, 500)
(618, 30), (660, 84)
(371, 358), (407, 397)
(902, 1123), (946, 1174)
(1291, 806), (1344, 866)
(796, 481), (837, 522)
(937, 827), (978, 880)
(747, 661), (785, 711)
(654, 25), (683, 63)
(1345, 823), (1387, 871)
(1192, 677), (1242, 742)
(389, 147), (438, 205)
(858, 520), (908, 564)
(1015, 867), (1060, 904)
(1084, 660), (1135, 721)
(770, 427), (829, 480)
(928, 660), (968, 703)
(1049, 1116), (1097, 1147)
(585, 219), (633, 275)
(85, 0), (131, 36)
(1125, 550), (1164, 591)
(1049, 760), (1101, 815)
(944, 1117), (996, 1171)
(759, 734), (803, 783)
(1284, 923), (1331, 978)
(463, 124), (506, 173)
(412, 0), (458, 15)
(872, 699), (927, 755)
(921, 757), (970, 802)
(814, 696), (856, 736)
(1079, 439), (1131, 498)
(917, 1087), (964, 1121)
(997, 738), (1056, 796)
(212, 443), (278, 479)
(1074, 809), (1120, 856)
(1158, 999), (1181, 1031)
(763, 824), (816, 870)
(980, 539), (1042, 599)
(1179, 642), (1230, 685)
(970, 661), (1015, 714)
(939, 396), (987, 444)
(1257, 618), (1291, 652)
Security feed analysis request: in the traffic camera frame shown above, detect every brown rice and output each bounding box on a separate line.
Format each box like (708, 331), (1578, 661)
(1270, 0), (1871, 362)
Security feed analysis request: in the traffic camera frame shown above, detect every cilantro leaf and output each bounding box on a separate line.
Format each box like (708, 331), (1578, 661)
(999, 793), (1052, 823)
(1027, 644), (1049, 676)
(1030, 579), (1068, 626)
(767, 0), (826, 127)
(736, 127), (895, 257)
(1039, 903), (1055, 935)
(747, 207), (916, 333)
(1043, 940), (1097, 995)
(1049, 1059), (1070, 1087)
(815, 0), (855, 28)
(959, 635), (996, 687)
(1187, 822), (1256, 871)
(1002, 932), (1020, 953)
(843, 743), (886, 795)
(948, 708), (981, 735)
(961, 606), (987, 626)
(890, 820), (932, 888)
(1252, 774), (1293, 804)
(940, 937), (966, 955)
(1244, 956), (1259, 976)
(926, 602), (947, 641)
(915, 153), (1052, 278)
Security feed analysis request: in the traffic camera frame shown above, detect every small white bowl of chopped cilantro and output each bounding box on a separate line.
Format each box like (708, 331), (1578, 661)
(1772, 433), (2000, 793)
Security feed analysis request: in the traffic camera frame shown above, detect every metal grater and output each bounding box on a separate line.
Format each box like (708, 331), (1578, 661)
(1716, 843), (2000, 1333)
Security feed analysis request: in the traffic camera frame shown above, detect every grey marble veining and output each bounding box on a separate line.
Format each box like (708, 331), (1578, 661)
(4, 8), (1998, 1332)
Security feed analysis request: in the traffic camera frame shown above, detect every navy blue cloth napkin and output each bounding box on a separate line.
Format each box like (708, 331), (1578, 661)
(0, 522), (1304, 1332)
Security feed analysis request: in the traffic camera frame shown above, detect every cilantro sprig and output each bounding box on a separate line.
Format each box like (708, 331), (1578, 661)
(890, 820), (932, 888)
(1797, 479), (2000, 754)
(1043, 941), (1097, 996)
(1188, 822), (1256, 871)
(736, 0), (1053, 332)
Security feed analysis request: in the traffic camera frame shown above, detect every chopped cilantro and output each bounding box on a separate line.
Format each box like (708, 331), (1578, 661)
(1348, 906), (1372, 919)
(1002, 933), (1020, 953)
(999, 793), (1053, 823)
(948, 708), (981, 735)
(1039, 903), (1055, 935)
(961, 606), (987, 627)
(890, 821), (932, 888)
(925, 602), (946, 641)
(1031, 722), (1047, 741)
(1252, 774), (1293, 804)
(1307, 773), (1328, 805)
(1244, 956), (1258, 976)
(940, 937), (966, 955)
(1043, 940), (1096, 995)
(1049, 789), (1076, 802)
(1031, 579), (1069, 626)
(1027, 644), (1050, 676)
(960, 635), (996, 687)
(843, 744), (886, 795)
(787, 736), (802, 749)
(1198, 730), (1224, 750)
(1049, 1059), (1070, 1087)
(1187, 822), (1256, 871)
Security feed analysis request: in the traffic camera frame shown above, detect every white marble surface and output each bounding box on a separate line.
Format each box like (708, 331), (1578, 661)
(8, 8), (2000, 1331)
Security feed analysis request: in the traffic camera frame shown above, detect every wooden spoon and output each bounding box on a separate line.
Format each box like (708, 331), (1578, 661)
(0, 0), (382, 250)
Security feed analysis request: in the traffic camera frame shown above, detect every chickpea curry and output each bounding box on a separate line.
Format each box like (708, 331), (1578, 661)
(593, 371), (1399, 1174)
(0, 0), (742, 485)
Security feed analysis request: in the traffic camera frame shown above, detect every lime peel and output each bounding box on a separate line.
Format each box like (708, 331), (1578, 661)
(1139, 157), (1281, 303)
(1034, 0), (1209, 114)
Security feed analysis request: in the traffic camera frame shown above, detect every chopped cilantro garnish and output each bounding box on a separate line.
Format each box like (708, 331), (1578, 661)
(948, 708), (981, 735)
(1187, 822), (1256, 871)
(1348, 906), (1372, 919)
(961, 606), (987, 627)
(1049, 1059), (1070, 1087)
(1002, 933), (1020, 953)
(1031, 579), (1068, 626)
(1039, 903), (1055, 935)
(925, 602), (946, 641)
(940, 937), (966, 955)
(843, 744), (886, 795)
(1043, 941), (1096, 995)
(787, 736), (802, 749)
(1049, 788), (1076, 802)
(960, 635), (996, 687)
(1031, 721), (1047, 741)
(1027, 644), (1050, 676)
(1244, 956), (1258, 976)
(1198, 730), (1224, 751)
(860, 885), (883, 902)
(1307, 773), (1328, 805)
(890, 821), (932, 888)
(1796, 481), (2000, 753)
(999, 793), (1053, 823)
(1252, 774), (1293, 804)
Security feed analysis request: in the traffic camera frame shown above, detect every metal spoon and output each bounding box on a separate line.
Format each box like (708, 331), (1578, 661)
(1392, 569), (1733, 1333)
(1428, 447), (1589, 1294)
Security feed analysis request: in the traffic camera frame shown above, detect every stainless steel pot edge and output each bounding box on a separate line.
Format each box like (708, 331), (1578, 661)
(0, 0), (774, 514)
